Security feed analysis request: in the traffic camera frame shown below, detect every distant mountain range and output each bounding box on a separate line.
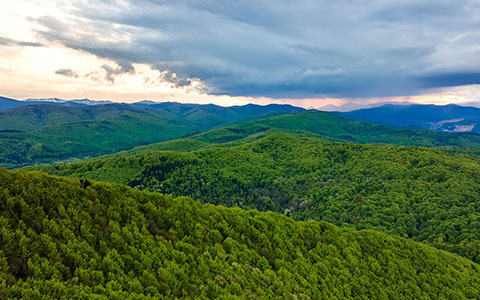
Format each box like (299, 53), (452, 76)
(0, 98), (303, 132)
(4, 95), (480, 167)
(131, 101), (304, 128)
(0, 99), (303, 168)
(0, 96), (303, 122)
(341, 103), (480, 133)
(4, 95), (480, 135)
(0, 96), (114, 110)
(319, 101), (415, 112)
(77, 109), (480, 161)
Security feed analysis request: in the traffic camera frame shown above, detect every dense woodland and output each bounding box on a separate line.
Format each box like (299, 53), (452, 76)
(0, 105), (196, 168)
(189, 110), (480, 148)
(4, 106), (480, 168)
(2, 0), (480, 296)
(2, 169), (480, 299)
(0, 102), (301, 168)
(94, 110), (480, 159)
(31, 134), (480, 262)
(7, 102), (480, 298)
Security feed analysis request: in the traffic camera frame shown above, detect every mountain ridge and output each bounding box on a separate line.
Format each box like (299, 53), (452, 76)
(342, 103), (480, 133)
(0, 102), (303, 168)
(28, 132), (480, 262)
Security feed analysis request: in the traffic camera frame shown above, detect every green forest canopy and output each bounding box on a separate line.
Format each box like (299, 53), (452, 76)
(29, 133), (480, 262)
(0, 102), (303, 168)
(154, 110), (480, 149)
(1, 169), (480, 299)
(6, 108), (480, 168)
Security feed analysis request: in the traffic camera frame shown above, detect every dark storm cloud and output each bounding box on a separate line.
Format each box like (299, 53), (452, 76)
(419, 72), (480, 88)
(32, 0), (480, 98)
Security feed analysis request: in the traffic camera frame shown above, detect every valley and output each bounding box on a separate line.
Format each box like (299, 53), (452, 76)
(2, 1), (480, 297)
(4, 100), (480, 298)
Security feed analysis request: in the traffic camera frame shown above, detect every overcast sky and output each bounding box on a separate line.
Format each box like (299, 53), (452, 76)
(0, 0), (479, 108)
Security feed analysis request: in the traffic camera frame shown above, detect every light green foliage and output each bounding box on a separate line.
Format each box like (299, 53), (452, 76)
(7, 108), (480, 168)
(0, 107), (197, 168)
(1, 169), (480, 299)
(105, 109), (480, 160)
(31, 134), (480, 262)
(191, 110), (480, 148)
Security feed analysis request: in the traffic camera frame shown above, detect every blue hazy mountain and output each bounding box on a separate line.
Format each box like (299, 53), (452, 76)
(341, 103), (480, 133)
(0, 96), (112, 111)
(132, 101), (304, 127)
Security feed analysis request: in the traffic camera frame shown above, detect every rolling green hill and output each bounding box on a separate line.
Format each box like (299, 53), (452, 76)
(0, 104), (139, 132)
(6, 106), (480, 169)
(0, 103), (302, 168)
(0, 109), (197, 168)
(0, 101), (303, 133)
(2, 169), (480, 299)
(132, 102), (304, 129)
(105, 110), (480, 159)
(30, 134), (480, 262)
(191, 110), (480, 147)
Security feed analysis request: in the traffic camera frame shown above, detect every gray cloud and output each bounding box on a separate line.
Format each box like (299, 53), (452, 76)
(0, 37), (43, 47)
(55, 68), (79, 78)
(101, 65), (122, 83)
(32, 0), (480, 98)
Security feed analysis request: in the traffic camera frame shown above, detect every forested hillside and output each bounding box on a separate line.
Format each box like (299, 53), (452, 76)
(0, 108), (196, 168)
(131, 102), (304, 128)
(30, 134), (480, 262)
(0, 104), (138, 132)
(1, 169), (480, 299)
(190, 110), (480, 147)
(110, 110), (480, 159)
(0, 102), (301, 168)
(6, 105), (480, 168)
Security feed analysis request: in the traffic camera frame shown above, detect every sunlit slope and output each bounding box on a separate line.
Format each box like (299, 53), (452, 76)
(0, 103), (303, 168)
(29, 133), (480, 262)
(0, 104), (139, 132)
(0, 110), (196, 168)
(109, 110), (480, 158)
(192, 110), (480, 147)
(1, 169), (480, 299)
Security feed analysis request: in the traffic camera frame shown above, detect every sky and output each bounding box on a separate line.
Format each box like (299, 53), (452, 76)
(0, 0), (479, 109)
